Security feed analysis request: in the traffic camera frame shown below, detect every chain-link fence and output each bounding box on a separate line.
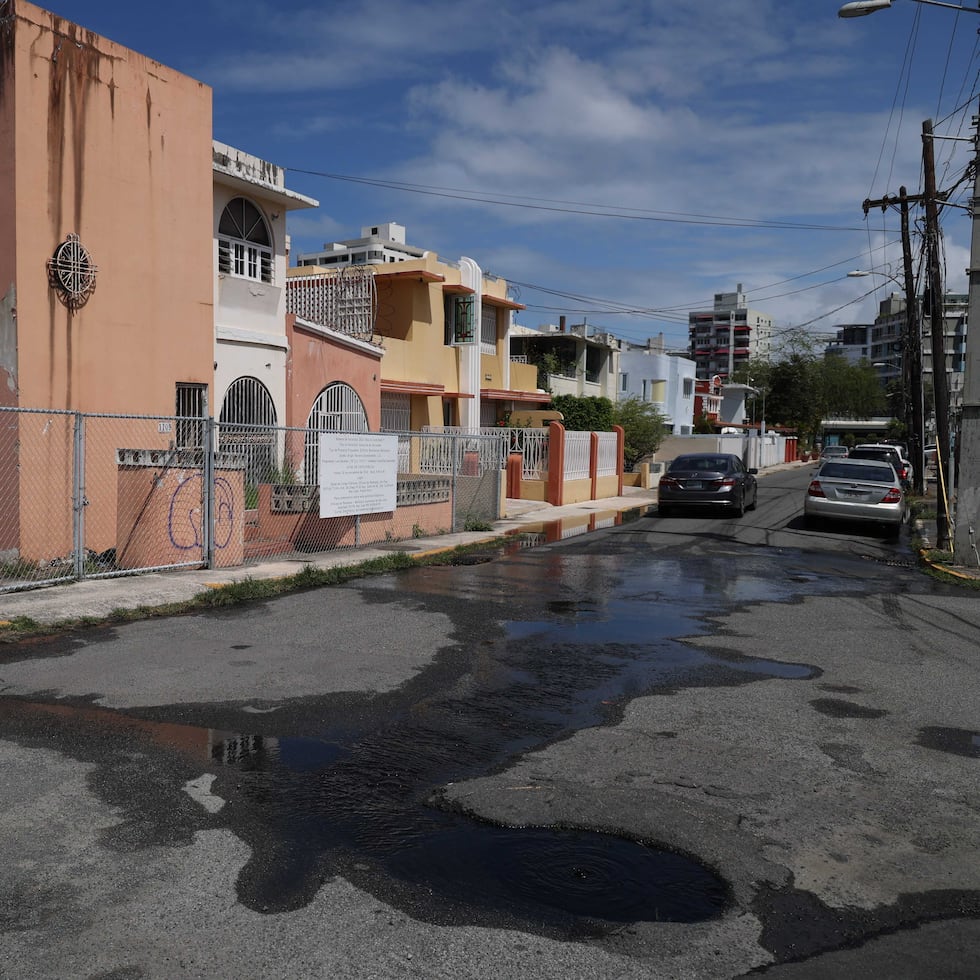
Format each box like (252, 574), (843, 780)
(0, 408), (503, 593)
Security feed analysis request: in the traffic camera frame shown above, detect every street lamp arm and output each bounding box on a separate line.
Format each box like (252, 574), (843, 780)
(840, 0), (980, 15)
(847, 269), (905, 288)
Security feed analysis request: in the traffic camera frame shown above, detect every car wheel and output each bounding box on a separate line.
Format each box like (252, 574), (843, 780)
(734, 494), (746, 518)
(748, 486), (758, 511)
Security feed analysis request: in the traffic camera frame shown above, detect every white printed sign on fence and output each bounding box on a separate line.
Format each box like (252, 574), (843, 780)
(318, 433), (398, 518)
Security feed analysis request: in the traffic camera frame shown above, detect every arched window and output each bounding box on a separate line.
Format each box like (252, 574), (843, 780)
(218, 198), (273, 284)
(304, 382), (369, 483)
(218, 377), (278, 486)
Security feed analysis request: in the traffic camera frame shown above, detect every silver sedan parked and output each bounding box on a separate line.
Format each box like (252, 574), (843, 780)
(804, 458), (908, 536)
(819, 445), (849, 463)
(657, 453), (758, 517)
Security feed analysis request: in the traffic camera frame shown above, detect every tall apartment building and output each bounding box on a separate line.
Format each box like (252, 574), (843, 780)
(826, 293), (967, 397)
(922, 293), (968, 410)
(869, 294), (906, 385)
(688, 285), (773, 380)
(825, 295), (907, 386)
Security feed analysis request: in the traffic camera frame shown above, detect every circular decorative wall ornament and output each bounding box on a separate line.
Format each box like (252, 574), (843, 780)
(47, 233), (98, 310)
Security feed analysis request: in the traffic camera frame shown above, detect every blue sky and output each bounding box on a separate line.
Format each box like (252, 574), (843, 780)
(42, 0), (980, 352)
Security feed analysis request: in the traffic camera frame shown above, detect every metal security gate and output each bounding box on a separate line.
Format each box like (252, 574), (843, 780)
(303, 383), (370, 484)
(381, 392), (412, 472)
(451, 433), (502, 531)
(218, 377), (279, 486)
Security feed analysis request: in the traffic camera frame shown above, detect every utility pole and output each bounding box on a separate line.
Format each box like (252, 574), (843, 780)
(923, 118), (953, 550)
(861, 186), (926, 495)
(954, 111), (980, 566)
(900, 187), (927, 498)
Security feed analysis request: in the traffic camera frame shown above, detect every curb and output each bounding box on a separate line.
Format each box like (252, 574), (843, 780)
(917, 550), (977, 581)
(914, 517), (978, 580)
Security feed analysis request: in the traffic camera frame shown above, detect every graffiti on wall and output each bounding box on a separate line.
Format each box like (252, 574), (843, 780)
(168, 475), (237, 551)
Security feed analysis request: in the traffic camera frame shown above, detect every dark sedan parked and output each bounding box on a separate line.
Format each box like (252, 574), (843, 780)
(657, 453), (758, 517)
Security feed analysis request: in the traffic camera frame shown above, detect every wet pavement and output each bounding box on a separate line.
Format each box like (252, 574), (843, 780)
(0, 543), (834, 939)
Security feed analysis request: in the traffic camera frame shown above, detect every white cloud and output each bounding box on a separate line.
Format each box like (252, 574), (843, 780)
(199, 0), (976, 338)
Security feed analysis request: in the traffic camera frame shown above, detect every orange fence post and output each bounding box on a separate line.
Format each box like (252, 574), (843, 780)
(613, 425), (625, 495)
(547, 421), (565, 506)
(590, 432), (600, 500)
(506, 452), (522, 499)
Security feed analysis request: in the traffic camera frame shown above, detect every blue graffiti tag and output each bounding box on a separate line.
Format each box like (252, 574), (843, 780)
(168, 475), (236, 551)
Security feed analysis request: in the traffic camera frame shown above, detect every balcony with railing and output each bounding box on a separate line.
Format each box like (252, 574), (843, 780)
(286, 268), (377, 339)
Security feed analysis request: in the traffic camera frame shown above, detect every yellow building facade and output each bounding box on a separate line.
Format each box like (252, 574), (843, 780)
(289, 252), (548, 433)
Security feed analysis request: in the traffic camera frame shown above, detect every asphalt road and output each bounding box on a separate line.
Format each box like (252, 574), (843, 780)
(1, 467), (978, 979)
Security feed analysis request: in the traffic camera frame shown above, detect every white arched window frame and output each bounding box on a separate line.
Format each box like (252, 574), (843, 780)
(304, 382), (369, 484)
(218, 377), (279, 486)
(218, 197), (273, 284)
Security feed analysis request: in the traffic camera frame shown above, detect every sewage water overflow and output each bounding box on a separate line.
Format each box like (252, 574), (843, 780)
(2, 546), (826, 937)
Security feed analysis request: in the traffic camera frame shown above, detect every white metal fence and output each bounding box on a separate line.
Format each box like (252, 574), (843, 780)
(596, 431), (618, 477)
(510, 428), (550, 480)
(421, 426), (553, 481)
(564, 431), (591, 481)
(419, 427), (508, 474)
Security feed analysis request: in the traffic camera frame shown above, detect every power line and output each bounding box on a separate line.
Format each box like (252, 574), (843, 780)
(285, 167), (867, 232)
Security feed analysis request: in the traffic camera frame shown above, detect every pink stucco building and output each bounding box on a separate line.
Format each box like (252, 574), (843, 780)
(0, 1), (385, 565)
(1, 1), (215, 414)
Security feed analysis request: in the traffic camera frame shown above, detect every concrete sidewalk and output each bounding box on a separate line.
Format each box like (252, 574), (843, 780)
(0, 488), (659, 627)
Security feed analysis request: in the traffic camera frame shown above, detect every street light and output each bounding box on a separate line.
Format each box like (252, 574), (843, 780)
(847, 268), (925, 493)
(848, 268), (899, 282)
(840, 1), (980, 16)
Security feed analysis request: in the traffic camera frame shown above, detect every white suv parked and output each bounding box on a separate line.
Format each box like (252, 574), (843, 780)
(849, 444), (913, 488)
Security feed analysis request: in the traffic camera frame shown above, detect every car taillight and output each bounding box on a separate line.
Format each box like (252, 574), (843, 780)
(899, 466), (909, 480)
(881, 487), (903, 503)
(807, 481), (825, 498)
(718, 478), (736, 487)
(659, 477), (678, 488)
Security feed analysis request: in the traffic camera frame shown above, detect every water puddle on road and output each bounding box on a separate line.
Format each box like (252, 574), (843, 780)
(916, 726), (980, 758)
(0, 545), (827, 937)
(501, 507), (648, 552)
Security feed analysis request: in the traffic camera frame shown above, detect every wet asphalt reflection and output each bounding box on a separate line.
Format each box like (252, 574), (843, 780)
(0, 539), (856, 939)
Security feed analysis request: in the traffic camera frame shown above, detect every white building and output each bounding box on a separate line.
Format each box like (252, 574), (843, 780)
(510, 319), (620, 400)
(212, 141), (318, 437)
(619, 337), (696, 434)
(294, 222), (426, 268)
